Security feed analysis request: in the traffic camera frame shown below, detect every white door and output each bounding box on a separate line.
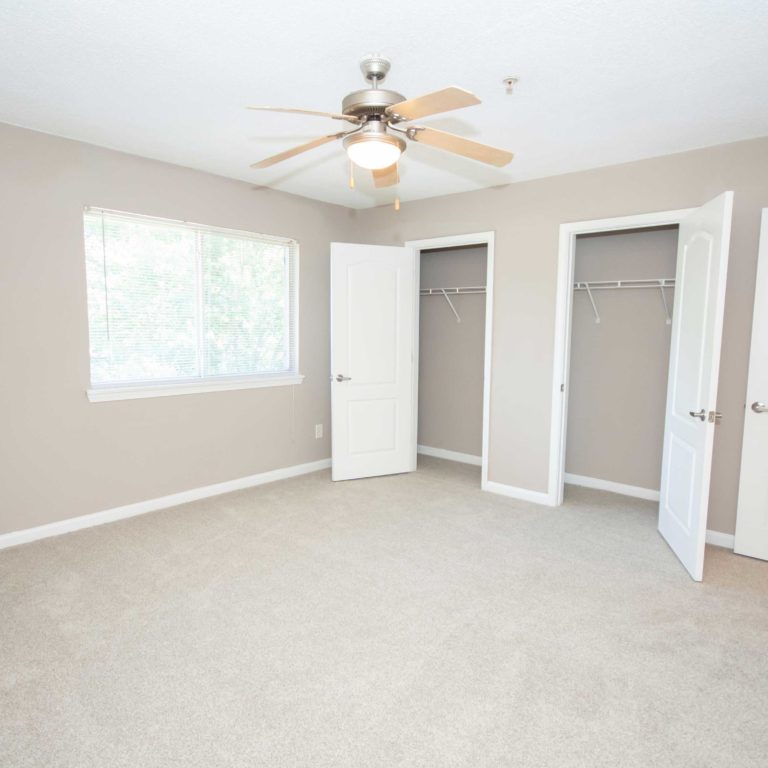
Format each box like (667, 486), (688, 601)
(659, 191), (734, 581)
(330, 242), (418, 481)
(734, 210), (768, 560)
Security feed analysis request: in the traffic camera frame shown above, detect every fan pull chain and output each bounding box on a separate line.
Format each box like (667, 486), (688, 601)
(348, 161), (355, 189)
(394, 196), (400, 212)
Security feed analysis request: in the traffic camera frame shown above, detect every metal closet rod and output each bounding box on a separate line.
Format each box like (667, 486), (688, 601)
(573, 278), (675, 291)
(573, 278), (676, 325)
(420, 286), (486, 323)
(420, 286), (487, 294)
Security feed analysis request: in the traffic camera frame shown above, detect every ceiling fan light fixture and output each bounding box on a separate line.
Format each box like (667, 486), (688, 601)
(346, 138), (401, 170)
(343, 123), (405, 170)
(249, 56), (514, 177)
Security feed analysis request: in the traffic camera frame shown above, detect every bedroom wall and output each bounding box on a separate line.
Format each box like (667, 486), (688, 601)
(565, 227), (678, 492)
(418, 245), (487, 457)
(352, 136), (768, 536)
(0, 122), (354, 536)
(3, 124), (767, 540)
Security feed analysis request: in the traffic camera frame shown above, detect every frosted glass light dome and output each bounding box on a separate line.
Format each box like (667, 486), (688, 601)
(347, 138), (402, 170)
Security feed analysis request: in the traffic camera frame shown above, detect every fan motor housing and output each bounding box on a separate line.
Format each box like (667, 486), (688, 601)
(341, 89), (405, 120)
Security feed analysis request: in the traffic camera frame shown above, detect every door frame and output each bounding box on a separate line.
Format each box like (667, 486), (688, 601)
(404, 231), (495, 488)
(549, 208), (694, 504)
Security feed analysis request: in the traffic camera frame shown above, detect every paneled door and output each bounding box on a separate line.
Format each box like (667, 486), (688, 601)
(330, 243), (418, 481)
(658, 192), (734, 581)
(734, 209), (768, 561)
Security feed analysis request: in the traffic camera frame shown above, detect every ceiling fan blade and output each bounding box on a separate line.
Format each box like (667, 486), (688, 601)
(247, 106), (359, 123)
(386, 87), (480, 122)
(408, 126), (513, 167)
(372, 163), (399, 188)
(250, 133), (344, 169)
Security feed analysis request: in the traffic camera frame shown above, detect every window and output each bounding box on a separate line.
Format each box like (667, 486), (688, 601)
(84, 208), (301, 401)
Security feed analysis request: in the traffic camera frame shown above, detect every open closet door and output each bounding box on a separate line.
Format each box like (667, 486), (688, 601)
(330, 242), (418, 481)
(658, 191), (734, 581)
(734, 210), (768, 561)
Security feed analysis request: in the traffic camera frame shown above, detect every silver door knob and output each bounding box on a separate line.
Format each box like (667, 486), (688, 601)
(689, 409), (706, 421)
(335, 374), (351, 382)
(752, 401), (768, 413)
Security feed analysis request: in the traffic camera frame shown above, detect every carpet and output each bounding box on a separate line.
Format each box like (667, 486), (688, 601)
(1, 456), (767, 767)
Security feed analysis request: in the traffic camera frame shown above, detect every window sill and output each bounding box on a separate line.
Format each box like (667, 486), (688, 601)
(87, 374), (305, 402)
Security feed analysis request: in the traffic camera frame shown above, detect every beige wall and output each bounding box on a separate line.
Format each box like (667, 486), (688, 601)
(418, 246), (486, 456)
(2, 124), (766, 539)
(0, 123), (355, 536)
(566, 227), (678, 490)
(352, 137), (768, 535)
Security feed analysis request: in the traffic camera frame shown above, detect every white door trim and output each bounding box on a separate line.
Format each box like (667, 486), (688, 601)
(550, 208), (695, 504)
(405, 232), (495, 489)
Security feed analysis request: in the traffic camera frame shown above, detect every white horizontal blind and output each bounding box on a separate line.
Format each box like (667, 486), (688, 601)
(84, 208), (298, 387)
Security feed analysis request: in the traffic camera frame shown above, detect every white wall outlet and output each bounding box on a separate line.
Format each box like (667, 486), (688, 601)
(315, 424), (323, 439)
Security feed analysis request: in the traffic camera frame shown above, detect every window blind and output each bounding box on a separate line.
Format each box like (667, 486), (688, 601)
(84, 208), (298, 388)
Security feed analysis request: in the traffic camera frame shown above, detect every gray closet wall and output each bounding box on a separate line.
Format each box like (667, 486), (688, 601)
(419, 245), (487, 457)
(566, 226), (678, 491)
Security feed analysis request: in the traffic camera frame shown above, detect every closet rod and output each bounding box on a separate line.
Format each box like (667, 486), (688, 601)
(420, 286), (486, 323)
(573, 278), (675, 325)
(572, 278), (675, 291)
(420, 286), (486, 295)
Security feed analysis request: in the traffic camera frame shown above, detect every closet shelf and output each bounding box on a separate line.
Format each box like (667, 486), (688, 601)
(573, 278), (675, 291)
(573, 278), (675, 325)
(420, 286), (486, 295)
(420, 286), (486, 323)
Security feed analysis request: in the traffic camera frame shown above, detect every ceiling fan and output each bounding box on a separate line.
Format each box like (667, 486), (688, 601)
(248, 55), (514, 189)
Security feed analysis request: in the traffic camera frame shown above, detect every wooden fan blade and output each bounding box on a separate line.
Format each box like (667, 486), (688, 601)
(250, 133), (344, 169)
(247, 106), (359, 123)
(372, 163), (399, 188)
(409, 126), (513, 167)
(386, 87), (480, 122)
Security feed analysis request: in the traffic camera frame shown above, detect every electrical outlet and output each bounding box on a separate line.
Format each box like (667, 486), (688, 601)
(315, 424), (323, 439)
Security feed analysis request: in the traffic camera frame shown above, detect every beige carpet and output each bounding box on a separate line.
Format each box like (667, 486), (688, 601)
(1, 456), (767, 767)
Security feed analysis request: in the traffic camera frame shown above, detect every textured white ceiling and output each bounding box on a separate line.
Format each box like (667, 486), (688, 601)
(1, 0), (767, 209)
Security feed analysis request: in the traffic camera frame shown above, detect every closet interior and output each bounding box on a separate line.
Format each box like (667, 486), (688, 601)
(418, 244), (488, 469)
(565, 225), (679, 497)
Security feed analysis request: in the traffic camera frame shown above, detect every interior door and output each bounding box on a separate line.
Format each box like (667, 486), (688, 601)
(734, 209), (768, 560)
(330, 242), (418, 481)
(658, 191), (734, 581)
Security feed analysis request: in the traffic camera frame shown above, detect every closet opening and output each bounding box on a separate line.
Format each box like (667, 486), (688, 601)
(405, 233), (495, 488)
(563, 224), (680, 501)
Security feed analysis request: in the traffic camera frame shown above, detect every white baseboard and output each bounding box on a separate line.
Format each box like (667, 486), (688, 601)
(483, 480), (556, 506)
(564, 473), (660, 502)
(3, 456), (735, 554)
(0, 458), (332, 551)
(417, 444), (482, 466)
(564, 474), (735, 549)
(705, 530), (735, 549)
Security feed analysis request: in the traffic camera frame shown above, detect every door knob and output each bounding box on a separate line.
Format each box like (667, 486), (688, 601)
(752, 401), (768, 413)
(335, 374), (352, 382)
(689, 409), (706, 421)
